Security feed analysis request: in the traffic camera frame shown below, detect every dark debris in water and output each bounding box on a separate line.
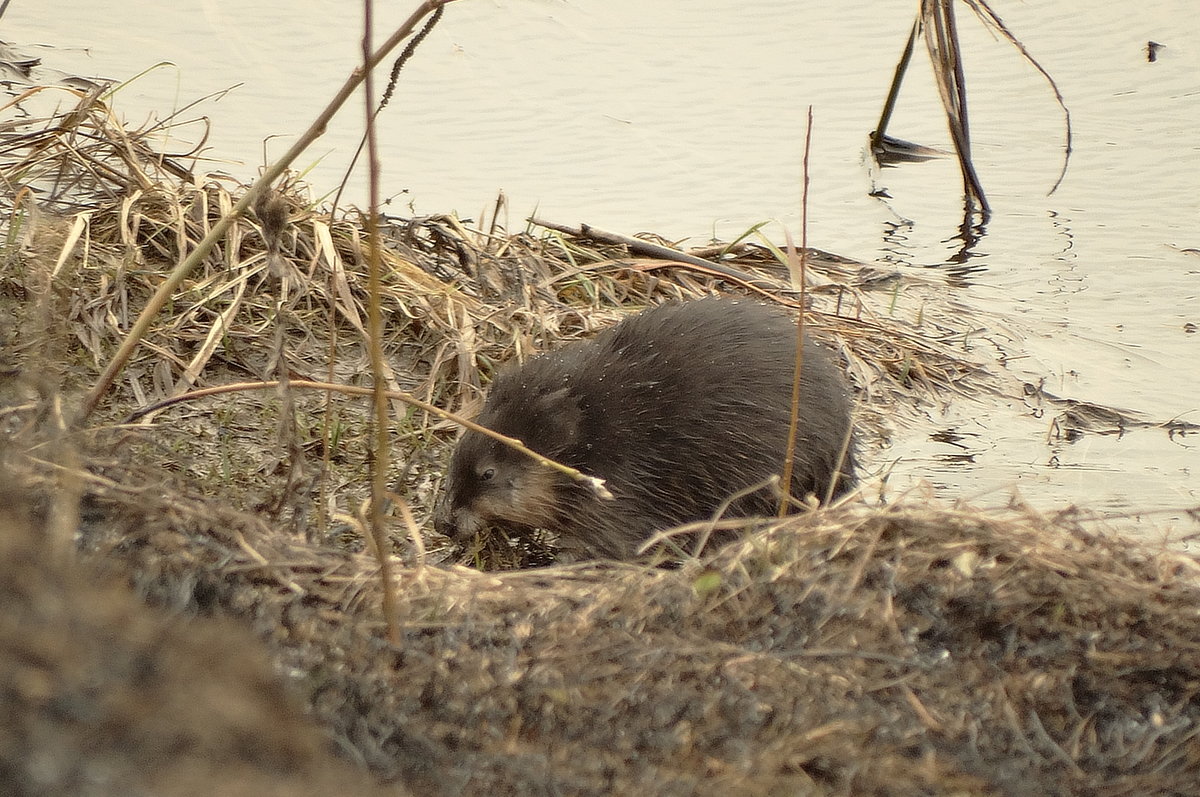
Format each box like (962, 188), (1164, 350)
(0, 40), (111, 94)
(1024, 381), (1200, 439)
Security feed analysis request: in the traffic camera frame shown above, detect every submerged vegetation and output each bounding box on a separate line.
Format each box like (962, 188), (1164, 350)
(2, 4), (1199, 795)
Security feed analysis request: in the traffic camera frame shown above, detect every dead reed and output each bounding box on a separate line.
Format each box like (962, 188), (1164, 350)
(2, 80), (1015, 562)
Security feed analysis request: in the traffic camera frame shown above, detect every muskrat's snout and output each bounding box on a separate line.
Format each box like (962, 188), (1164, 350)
(432, 491), (482, 542)
(434, 438), (563, 546)
(431, 496), (455, 538)
(433, 446), (496, 543)
(432, 501), (453, 538)
(432, 469), (484, 542)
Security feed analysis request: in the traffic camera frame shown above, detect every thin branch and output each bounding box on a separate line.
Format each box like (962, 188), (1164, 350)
(872, 18), (919, 152)
(122, 378), (613, 501)
(362, 0), (401, 645)
(779, 106), (813, 517)
(961, 0), (1073, 194)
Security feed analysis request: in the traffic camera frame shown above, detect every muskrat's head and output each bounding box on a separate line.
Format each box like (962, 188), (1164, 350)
(432, 434), (562, 542)
(433, 384), (583, 544)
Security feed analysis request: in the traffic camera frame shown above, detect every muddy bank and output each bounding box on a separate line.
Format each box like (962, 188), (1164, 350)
(0, 495), (401, 797)
(20, 471), (1200, 796)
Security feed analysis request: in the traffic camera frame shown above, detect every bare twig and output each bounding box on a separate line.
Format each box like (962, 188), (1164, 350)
(123, 378), (613, 501)
(530, 217), (780, 292)
(779, 106), (814, 517)
(871, 18), (919, 153)
(362, 0), (401, 645)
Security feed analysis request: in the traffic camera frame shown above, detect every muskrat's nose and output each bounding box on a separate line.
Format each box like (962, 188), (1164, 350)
(432, 499), (456, 539)
(433, 499), (482, 543)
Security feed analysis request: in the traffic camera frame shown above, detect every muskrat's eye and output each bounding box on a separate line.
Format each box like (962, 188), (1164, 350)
(480, 467), (496, 482)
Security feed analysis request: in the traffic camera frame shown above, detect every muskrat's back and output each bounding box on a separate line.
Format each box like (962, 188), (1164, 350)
(434, 297), (856, 560)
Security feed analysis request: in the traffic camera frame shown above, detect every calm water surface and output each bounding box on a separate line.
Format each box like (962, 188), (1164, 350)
(5, 1), (1198, 529)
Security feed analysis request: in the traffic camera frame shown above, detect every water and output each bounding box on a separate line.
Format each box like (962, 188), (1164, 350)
(3, 0), (1197, 526)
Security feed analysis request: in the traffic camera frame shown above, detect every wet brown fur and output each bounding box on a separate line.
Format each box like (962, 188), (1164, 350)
(435, 298), (857, 560)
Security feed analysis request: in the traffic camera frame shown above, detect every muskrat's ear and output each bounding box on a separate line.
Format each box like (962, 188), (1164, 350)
(531, 387), (583, 451)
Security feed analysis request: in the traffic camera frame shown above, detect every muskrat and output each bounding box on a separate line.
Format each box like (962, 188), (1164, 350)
(434, 297), (856, 560)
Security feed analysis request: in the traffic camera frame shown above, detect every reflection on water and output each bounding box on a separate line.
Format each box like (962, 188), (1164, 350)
(3, 0), (1197, 521)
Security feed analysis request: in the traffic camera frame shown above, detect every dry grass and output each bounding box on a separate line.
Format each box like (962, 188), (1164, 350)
(1, 85), (1012, 553)
(4, 78), (1200, 796)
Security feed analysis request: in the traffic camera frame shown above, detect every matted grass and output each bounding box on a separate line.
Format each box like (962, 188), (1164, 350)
(1, 84), (1015, 558)
(10, 463), (1200, 795)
